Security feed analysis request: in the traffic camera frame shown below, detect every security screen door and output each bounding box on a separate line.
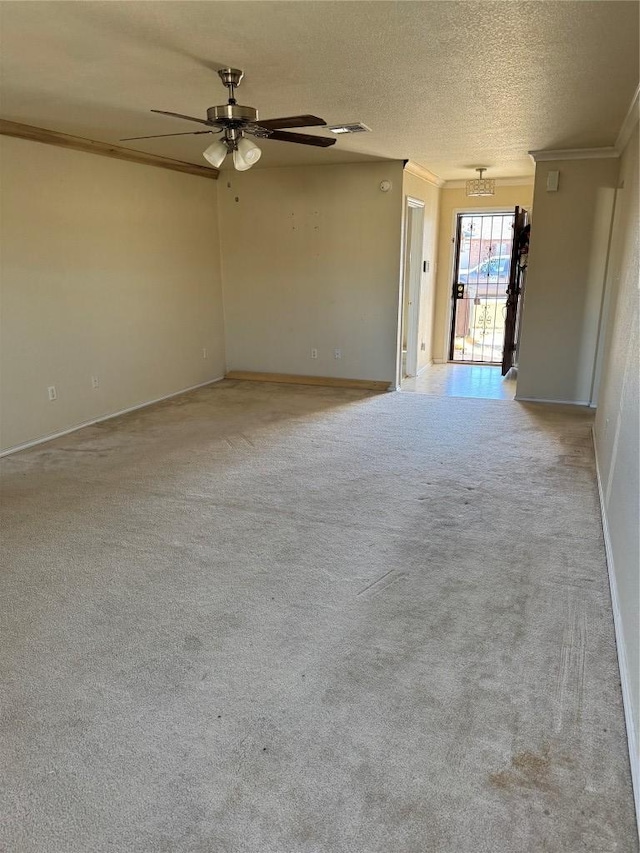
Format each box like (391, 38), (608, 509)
(449, 211), (517, 365)
(501, 206), (529, 376)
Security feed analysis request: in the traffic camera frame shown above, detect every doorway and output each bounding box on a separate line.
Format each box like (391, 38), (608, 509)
(401, 197), (425, 379)
(449, 211), (515, 364)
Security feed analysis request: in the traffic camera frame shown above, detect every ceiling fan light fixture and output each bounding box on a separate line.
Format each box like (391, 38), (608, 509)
(203, 139), (228, 168)
(466, 167), (495, 197)
(232, 149), (252, 171)
(235, 136), (262, 169)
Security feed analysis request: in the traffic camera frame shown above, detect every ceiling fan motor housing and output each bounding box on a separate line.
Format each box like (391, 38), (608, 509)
(207, 103), (258, 124)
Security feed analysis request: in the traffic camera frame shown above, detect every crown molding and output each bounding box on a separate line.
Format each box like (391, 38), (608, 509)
(403, 160), (445, 188)
(0, 119), (220, 180)
(528, 84), (638, 164)
(528, 147), (619, 163)
(616, 82), (640, 153)
(444, 176), (534, 189)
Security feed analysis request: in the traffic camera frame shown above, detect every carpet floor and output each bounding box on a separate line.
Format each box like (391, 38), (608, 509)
(1, 379), (637, 853)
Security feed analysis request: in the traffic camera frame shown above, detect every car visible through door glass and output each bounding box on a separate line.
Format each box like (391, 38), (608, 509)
(458, 255), (511, 297)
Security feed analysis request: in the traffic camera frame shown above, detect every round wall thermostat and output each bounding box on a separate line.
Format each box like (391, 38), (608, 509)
(379, 180), (392, 192)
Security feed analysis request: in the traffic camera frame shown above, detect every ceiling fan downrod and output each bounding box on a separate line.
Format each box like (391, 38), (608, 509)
(217, 67), (244, 104)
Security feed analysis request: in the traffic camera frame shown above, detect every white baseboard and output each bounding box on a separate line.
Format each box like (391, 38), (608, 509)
(592, 426), (640, 836)
(0, 376), (225, 458)
(515, 395), (593, 407)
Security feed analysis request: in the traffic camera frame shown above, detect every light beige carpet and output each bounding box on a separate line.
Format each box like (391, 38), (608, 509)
(1, 379), (637, 852)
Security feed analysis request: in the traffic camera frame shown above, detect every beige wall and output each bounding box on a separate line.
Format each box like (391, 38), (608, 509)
(218, 161), (405, 384)
(401, 169), (441, 374)
(593, 125), (639, 802)
(0, 136), (225, 453)
(517, 158), (619, 403)
(433, 183), (534, 362)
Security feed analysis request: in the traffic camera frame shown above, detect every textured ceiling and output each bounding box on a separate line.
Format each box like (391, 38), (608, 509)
(0, 1), (638, 179)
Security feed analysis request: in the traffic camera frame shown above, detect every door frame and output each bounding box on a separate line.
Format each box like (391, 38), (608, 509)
(399, 196), (425, 381)
(442, 206), (515, 364)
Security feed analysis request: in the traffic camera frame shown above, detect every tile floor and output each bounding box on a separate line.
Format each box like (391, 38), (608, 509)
(402, 362), (517, 401)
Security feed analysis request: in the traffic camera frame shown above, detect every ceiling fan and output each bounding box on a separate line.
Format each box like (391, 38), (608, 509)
(121, 68), (337, 171)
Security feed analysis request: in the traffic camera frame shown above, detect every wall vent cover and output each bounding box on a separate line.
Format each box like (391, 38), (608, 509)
(328, 123), (371, 134)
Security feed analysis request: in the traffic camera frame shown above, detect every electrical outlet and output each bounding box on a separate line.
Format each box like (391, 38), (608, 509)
(311, 348), (318, 359)
(91, 376), (99, 389)
(334, 349), (342, 359)
(202, 348), (208, 359)
(47, 386), (57, 401)
(420, 342), (426, 351)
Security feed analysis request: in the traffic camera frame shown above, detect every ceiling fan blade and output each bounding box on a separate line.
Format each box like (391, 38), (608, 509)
(151, 109), (214, 127)
(264, 130), (336, 148)
(120, 130), (214, 141)
(255, 115), (327, 130)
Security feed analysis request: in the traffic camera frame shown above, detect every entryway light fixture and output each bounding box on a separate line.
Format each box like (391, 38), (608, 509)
(203, 133), (262, 171)
(466, 168), (495, 197)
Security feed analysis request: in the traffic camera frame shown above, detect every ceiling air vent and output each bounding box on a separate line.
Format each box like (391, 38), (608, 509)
(328, 122), (371, 134)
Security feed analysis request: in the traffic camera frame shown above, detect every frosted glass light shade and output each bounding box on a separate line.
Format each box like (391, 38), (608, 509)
(233, 137), (262, 171)
(203, 140), (227, 168)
